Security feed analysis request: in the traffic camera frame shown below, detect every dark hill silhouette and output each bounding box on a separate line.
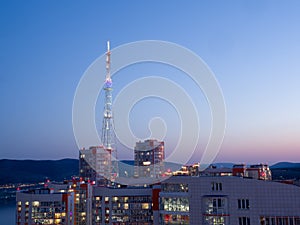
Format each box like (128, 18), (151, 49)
(0, 159), (299, 185)
(270, 162), (300, 169)
(270, 162), (300, 180)
(0, 159), (78, 184)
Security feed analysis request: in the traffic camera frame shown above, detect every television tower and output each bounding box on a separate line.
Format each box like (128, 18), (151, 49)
(101, 41), (118, 179)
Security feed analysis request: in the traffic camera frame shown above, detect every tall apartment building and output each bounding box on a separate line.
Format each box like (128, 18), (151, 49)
(134, 139), (165, 178)
(79, 146), (112, 186)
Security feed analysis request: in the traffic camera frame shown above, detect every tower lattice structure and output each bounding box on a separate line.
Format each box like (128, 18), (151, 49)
(101, 41), (118, 180)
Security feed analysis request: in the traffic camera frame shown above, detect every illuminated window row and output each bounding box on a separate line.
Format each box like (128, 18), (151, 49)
(260, 216), (300, 225)
(162, 214), (189, 225)
(162, 183), (189, 192)
(161, 197), (189, 212)
(204, 216), (226, 225)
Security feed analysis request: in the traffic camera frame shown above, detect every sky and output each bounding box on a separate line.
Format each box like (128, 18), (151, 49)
(1, 1), (300, 164)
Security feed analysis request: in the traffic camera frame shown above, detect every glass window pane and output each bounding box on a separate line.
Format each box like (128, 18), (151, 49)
(242, 199), (245, 209)
(239, 217), (243, 225)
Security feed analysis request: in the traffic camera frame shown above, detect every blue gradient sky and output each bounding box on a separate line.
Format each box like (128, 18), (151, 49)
(1, 1), (300, 164)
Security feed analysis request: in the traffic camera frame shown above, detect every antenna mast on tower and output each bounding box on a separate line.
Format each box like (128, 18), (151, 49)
(105, 41), (111, 83)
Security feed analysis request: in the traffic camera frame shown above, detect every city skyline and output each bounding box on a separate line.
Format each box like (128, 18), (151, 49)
(1, 1), (300, 164)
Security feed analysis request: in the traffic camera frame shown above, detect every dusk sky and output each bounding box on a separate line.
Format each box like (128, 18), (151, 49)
(1, 1), (300, 165)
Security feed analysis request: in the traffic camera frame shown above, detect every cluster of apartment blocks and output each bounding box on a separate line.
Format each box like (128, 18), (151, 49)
(16, 140), (300, 225)
(16, 167), (300, 225)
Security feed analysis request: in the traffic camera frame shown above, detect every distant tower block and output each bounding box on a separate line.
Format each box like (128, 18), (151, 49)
(134, 139), (165, 178)
(101, 41), (118, 180)
(79, 146), (112, 186)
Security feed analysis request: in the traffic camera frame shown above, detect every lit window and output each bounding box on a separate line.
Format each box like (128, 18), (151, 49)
(204, 216), (225, 225)
(32, 201), (39, 207)
(260, 216), (295, 225)
(162, 183), (188, 192)
(164, 214), (189, 224)
(161, 197), (189, 212)
(204, 197), (226, 215)
(142, 203), (149, 209)
(124, 203), (129, 210)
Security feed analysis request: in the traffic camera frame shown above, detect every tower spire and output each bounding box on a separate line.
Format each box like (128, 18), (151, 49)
(106, 41), (111, 82)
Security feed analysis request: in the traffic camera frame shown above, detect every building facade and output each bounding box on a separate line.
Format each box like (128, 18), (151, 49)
(79, 146), (112, 186)
(16, 188), (68, 225)
(16, 180), (92, 225)
(16, 174), (300, 225)
(92, 185), (160, 225)
(159, 176), (300, 225)
(134, 139), (165, 179)
(232, 164), (272, 180)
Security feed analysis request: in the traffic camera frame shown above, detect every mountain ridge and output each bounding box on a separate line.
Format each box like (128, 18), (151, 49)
(0, 158), (78, 185)
(270, 162), (300, 169)
(1, 159), (300, 185)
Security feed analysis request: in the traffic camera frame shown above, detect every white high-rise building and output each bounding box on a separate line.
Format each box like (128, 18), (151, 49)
(79, 146), (112, 186)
